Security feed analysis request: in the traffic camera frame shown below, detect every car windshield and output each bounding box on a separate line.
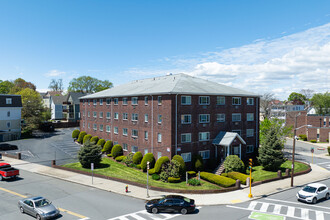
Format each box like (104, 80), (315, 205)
(34, 199), (50, 207)
(303, 186), (317, 193)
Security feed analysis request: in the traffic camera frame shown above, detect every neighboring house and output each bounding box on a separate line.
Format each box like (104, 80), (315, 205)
(285, 100), (305, 112)
(40, 91), (63, 109)
(0, 95), (22, 142)
(286, 111), (330, 142)
(261, 100), (306, 121)
(79, 74), (260, 166)
(50, 95), (67, 120)
(63, 92), (85, 122)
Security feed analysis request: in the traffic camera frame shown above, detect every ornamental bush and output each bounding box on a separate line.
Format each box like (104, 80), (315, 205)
(172, 155), (186, 176)
(72, 129), (80, 139)
(77, 131), (87, 143)
(102, 141), (113, 154)
(299, 134), (307, 141)
(227, 172), (251, 185)
(115, 155), (125, 162)
(192, 154), (204, 171)
(78, 142), (102, 169)
(154, 156), (170, 174)
(133, 151), (143, 164)
(148, 168), (156, 175)
(311, 139), (317, 143)
(141, 153), (155, 172)
(168, 177), (181, 183)
(328, 146), (330, 156)
(200, 171), (236, 188)
(90, 136), (99, 144)
(83, 134), (92, 144)
(123, 152), (134, 167)
(96, 139), (106, 148)
(160, 160), (180, 182)
(152, 174), (160, 180)
(223, 155), (245, 173)
(111, 144), (123, 158)
(136, 164), (141, 169)
(188, 178), (201, 186)
(107, 154), (112, 157)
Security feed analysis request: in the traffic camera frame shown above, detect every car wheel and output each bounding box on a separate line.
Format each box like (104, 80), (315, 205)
(181, 208), (188, 215)
(0, 175), (3, 181)
(36, 214), (41, 220)
(325, 193), (329, 200)
(152, 207), (158, 214)
(312, 197), (317, 204)
(19, 206), (24, 213)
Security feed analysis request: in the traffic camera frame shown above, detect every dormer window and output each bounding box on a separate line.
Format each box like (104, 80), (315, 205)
(6, 98), (12, 104)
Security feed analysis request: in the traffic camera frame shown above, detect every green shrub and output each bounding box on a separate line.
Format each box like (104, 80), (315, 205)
(90, 136), (99, 144)
(311, 139), (317, 143)
(96, 139), (106, 148)
(123, 152), (134, 167)
(200, 171), (236, 187)
(141, 153), (155, 172)
(111, 144), (123, 158)
(77, 131), (87, 143)
(107, 154), (112, 157)
(136, 164), (141, 169)
(223, 155), (244, 173)
(172, 155), (186, 176)
(160, 160), (180, 182)
(72, 129), (80, 139)
(187, 171), (196, 175)
(168, 177), (181, 183)
(188, 178), (201, 186)
(192, 154), (204, 171)
(102, 141), (113, 154)
(78, 142), (102, 168)
(148, 168), (156, 175)
(83, 134), (92, 144)
(299, 134), (307, 141)
(227, 172), (250, 185)
(328, 146), (330, 156)
(133, 151), (143, 164)
(221, 173), (228, 177)
(152, 174), (160, 180)
(154, 156), (170, 173)
(115, 155), (125, 162)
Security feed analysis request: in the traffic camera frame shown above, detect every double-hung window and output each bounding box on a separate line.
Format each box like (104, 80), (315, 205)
(199, 96), (210, 105)
(132, 129), (138, 137)
(217, 114), (225, 122)
(106, 125), (111, 132)
(123, 128), (128, 136)
(144, 96), (148, 105)
(247, 98), (254, 105)
(93, 124), (97, 130)
(106, 112), (111, 119)
(144, 114), (148, 122)
(93, 99), (97, 106)
(123, 113), (128, 120)
(123, 143), (128, 151)
(132, 97), (138, 105)
(99, 99), (103, 105)
(232, 97), (241, 105)
(181, 96), (191, 105)
(232, 113), (241, 122)
(114, 127), (118, 134)
(123, 98), (128, 105)
(181, 114), (191, 124)
(88, 111), (90, 117)
(132, 146), (138, 153)
(199, 114), (210, 123)
(158, 96), (162, 105)
(247, 145), (254, 153)
(93, 111), (97, 118)
(114, 112), (119, 119)
(199, 132), (210, 141)
(158, 114), (162, 123)
(144, 131), (148, 140)
(132, 113), (138, 121)
(199, 150), (210, 159)
(106, 98), (111, 105)
(216, 96), (225, 105)
(247, 113), (254, 121)
(246, 129), (254, 137)
(99, 124), (104, 131)
(157, 133), (162, 142)
(181, 153), (191, 162)
(181, 133), (191, 143)
(99, 112), (103, 118)
(114, 98), (118, 105)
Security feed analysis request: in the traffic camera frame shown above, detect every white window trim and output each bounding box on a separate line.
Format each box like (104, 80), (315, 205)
(247, 113), (254, 121)
(144, 96), (148, 105)
(181, 114), (191, 124)
(199, 114), (210, 123)
(199, 150), (210, 159)
(114, 98), (118, 105)
(181, 133), (192, 143)
(247, 98), (254, 105)
(158, 96), (162, 105)
(114, 127), (118, 134)
(199, 132), (210, 141)
(114, 113), (119, 120)
(232, 113), (241, 122)
(99, 99), (103, 105)
(144, 114), (148, 123)
(132, 129), (138, 138)
(232, 97), (241, 105)
(123, 128), (128, 136)
(216, 96), (225, 105)
(123, 98), (128, 105)
(199, 96), (210, 105)
(246, 129), (254, 137)
(247, 145), (254, 153)
(217, 113), (225, 122)
(132, 97), (138, 105)
(181, 96), (191, 105)
(181, 152), (191, 162)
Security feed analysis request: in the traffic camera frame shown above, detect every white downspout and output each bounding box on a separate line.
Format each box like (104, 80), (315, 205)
(256, 97), (259, 150)
(151, 95), (154, 154)
(239, 144), (241, 159)
(175, 94), (178, 155)
(111, 98), (113, 140)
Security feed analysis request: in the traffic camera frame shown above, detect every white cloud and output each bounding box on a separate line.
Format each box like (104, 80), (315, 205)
(45, 70), (66, 77)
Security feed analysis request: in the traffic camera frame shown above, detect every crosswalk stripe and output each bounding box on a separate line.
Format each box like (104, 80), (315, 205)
(301, 208), (309, 219)
(273, 204), (281, 214)
(316, 210), (325, 220)
(129, 213), (145, 220)
(248, 201), (257, 210)
(287, 206), (295, 217)
(260, 202), (269, 212)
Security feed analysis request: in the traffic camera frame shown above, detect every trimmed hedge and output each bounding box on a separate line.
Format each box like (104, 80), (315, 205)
(152, 174), (160, 180)
(193, 154), (204, 171)
(97, 139), (106, 148)
(188, 178), (201, 186)
(227, 172), (250, 185)
(133, 151), (143, 165)
(168, 177), (181, 183)
(136, 164), (141, 169)
(115, 155), (125, 162)
(141, 153), (155, 172)
(83, 134), (92, 144)
(72, 129), (80, 139)
(311, 139), (317, 143)
(223, 155), (244, 173)
(221, 173), (228, 177)
(200, 171), (236, 188)
(107, 154), (112, 157)
(154, 156), (170, 174)
(299, 134), (307, 141)
(77, 131), (87, 143)
(111, 144), (123, 158)
(90, 136), (99, 144)
(172, 155), (186, 176)
(148, 168), (156, 175)
(102, 141), (113, 154)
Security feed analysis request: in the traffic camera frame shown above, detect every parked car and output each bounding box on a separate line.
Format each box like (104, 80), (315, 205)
(0, 143), (18, 151)
(296, 183), (329, 204)
(145, 195), (195, 214)
(0, 163), (19, 181)
(18, 196), (60, 220)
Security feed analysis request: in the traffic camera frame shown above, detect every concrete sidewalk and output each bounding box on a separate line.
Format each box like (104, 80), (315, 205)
(2, 156), (330, 206)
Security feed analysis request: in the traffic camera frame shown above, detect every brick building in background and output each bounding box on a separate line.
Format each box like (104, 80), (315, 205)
(79, 74), (260, 166)
(286, 111), (330, 142)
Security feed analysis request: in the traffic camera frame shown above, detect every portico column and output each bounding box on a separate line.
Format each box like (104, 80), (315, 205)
(239, 144), (241, 159)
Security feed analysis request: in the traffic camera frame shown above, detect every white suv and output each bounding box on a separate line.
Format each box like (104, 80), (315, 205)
(297, 183), (329, 204)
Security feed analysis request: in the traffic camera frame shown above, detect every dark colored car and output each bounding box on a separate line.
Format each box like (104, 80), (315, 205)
(0, 143), (18, 151)
(145, 195), (195, 214)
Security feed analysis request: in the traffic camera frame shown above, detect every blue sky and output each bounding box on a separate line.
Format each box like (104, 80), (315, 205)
(0, 0), (330, 99)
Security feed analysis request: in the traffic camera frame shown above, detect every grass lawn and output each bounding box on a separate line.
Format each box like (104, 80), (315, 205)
(252, 161), (310, 182)
(62, 158), (221, 190)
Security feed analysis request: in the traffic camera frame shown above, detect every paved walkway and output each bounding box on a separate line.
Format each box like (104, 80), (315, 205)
(2, 156), (330, 206)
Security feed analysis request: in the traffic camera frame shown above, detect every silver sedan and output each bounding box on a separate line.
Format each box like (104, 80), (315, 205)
(18, 196), (60, 220)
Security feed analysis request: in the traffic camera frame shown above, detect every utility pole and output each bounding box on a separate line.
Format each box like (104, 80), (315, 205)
(291, 113), (299, 187)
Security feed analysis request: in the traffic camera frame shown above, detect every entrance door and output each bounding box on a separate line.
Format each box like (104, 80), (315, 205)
(233, 145), (240, 158)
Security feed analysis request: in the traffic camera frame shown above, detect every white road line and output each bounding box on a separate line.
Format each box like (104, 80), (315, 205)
(316, 210), (325, 220)
(248, 201), (258, 210)
(265, 198), (330, 210)
(129, 213), (146, 220)
(287, 206), (295, 217)
(300, 208), (309, 220)
(273, 204), (282, 214)
(316, 161), (330, 165)
(260, 202), (269, 212)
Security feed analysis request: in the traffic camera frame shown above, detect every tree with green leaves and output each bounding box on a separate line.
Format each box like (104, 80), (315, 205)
(68, 76), (113, 93)
(288, 92), (307, 104)
(78, 141), (102, 169)
(260, 118), (292, 146)
(311, 92), (330, 115)
(10, 78), (36, 93)
(48, 79), (63, 91)
(258, 126), (286, 171)
(0, 80), (14, 94)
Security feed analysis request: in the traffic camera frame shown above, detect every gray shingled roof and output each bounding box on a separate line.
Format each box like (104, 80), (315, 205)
(212, 131), (246, 146)
(80, 73), (260, 99)
(67, 92), (86, 104)
(51, 95), (68, 105)
(0, 95), (22, 107)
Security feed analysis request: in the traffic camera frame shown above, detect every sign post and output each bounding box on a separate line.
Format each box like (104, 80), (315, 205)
(248, 159), (253, 198)
(147, 161), (150, 198)
(91, 163), (94, 184)
(311, 147), (314, 164)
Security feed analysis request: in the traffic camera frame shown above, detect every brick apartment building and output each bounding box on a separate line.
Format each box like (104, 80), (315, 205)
(79, 74), (260, 165)
(286, 111), (330, 142)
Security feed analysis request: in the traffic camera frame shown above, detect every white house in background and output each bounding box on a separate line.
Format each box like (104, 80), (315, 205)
(0, 94), (22, 142)
(50, 95), (67, 120)
(40, 91), (63, 109)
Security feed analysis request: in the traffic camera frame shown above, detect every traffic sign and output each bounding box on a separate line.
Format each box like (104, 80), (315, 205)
(311, 147), (314, 153)
(91, 163), (94, 171)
